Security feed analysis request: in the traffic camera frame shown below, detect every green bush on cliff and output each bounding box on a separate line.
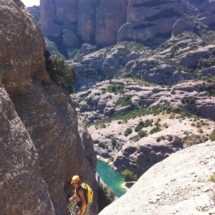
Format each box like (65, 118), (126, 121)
(210, 129), (215, 141)
(107, 84), (125, 94)
(122, 169), (138, 182)
(97, 184), (115, 212)
(115, 95), (132, 107)
(44, 50), (76, 93)
(124, 128), (132, 136)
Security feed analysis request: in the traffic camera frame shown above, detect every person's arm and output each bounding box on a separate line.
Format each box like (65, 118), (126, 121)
(77, 188), (86, 215)
(69, 194), (75, 202)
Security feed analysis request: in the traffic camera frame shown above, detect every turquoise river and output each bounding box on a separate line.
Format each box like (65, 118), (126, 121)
(96, 160), (126, 197)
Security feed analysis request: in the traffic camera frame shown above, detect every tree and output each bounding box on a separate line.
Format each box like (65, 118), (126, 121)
(44, 50), (76, 93)
(122, 169), (138, 182)
(210, 128), (215, 141)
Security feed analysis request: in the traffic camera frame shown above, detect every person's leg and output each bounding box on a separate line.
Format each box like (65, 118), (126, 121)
(83, 203), (92, 215)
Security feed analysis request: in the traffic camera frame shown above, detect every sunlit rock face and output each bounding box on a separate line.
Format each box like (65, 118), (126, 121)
(0, 0), (97, 214)
(99, 141), (215, 215)
(40, 0), (79, 38)
(118, 0), (183, 46)
(95, 0), (129, 46)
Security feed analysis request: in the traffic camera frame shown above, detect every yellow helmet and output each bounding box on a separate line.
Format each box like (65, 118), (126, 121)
(71, 175), (80, 184)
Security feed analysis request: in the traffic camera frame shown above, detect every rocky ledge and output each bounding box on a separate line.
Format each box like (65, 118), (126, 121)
(99, 141), (215, 215)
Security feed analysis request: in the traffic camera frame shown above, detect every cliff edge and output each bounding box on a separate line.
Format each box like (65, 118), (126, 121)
(99, 141), (215, 215)
(0, 0), (97, 214)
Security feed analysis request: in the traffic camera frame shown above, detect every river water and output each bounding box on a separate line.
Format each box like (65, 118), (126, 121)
(96, 160), (126, 197)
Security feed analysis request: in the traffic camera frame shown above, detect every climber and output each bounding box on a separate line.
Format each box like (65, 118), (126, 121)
(69, 175), (87, 215)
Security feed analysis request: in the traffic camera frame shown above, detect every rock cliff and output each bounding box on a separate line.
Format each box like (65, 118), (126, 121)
(99, 141), (215, 215)
(74, 79), (215, 176)
(118, 0), (183, 46)
(39, 0), (185, 49)
(0, 1), (97, 215)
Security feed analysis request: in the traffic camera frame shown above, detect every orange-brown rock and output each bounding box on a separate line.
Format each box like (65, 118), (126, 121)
(118, 0), (183, 45)
(77, 0), (100, 42)
(40, 0), (79, 38)
(95, 0), (129, 46)
(0, 0), (97, 214)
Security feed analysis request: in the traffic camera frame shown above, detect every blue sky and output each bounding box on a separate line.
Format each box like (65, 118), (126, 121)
(21, 0), (40, 7)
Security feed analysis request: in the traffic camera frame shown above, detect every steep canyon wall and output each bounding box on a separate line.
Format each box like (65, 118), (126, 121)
(0, 0), (97, 214)
(39, 0), (184, 47)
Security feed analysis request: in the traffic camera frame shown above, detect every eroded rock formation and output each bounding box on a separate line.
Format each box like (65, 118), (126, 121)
(99, 141), (215, 215)
(118, 0), (183, 45)
(0, 1), (97, 214)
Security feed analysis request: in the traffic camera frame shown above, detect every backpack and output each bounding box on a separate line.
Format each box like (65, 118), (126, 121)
(77, 183), (93, 203)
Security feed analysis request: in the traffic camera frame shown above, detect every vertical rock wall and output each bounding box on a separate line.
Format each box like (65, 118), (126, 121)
(95, 0), (129, 46)
(78, 0), (100, 43)
(118, 0), (183, 45)
(40, 0), (79, 38)
(0, 0), (97, 214)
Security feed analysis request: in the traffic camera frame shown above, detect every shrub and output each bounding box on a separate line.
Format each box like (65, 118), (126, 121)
(135, 121), (145, 132)
(137, 130), (147, 138)
(210, 172), (215, 183)
(122, 169), (138, 182)
(124, 128), (132, 136)
(210, 129), (215, 141)
(45, 50), (76, 93)
(111, 138), (117, 148)
(156, 137), (161, 142)
(167, 135), (173, 142)
(97, 184), (115, 212)
(150, 126), (160, 134)
(115, 95), (132, 107)
(107, 84), (124, 94)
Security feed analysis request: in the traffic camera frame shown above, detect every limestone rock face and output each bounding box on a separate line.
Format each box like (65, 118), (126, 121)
(95, 0), (129, 46)
(172, 17), (193, 36)
(0, 1), (97, 215)
(99, 141), (215, 215)
(40, 0), (79, 38)
(118, 0), (183, 45)
(0, 83), (55, 215)
(78, 0), (100, 42)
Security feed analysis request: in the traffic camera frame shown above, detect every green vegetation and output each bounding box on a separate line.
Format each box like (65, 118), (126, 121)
(81, 68), (106, 81)
(135, 119), (153, 132)
(107, 84), (125, 94)
(97, 184), (115, 212)
(112, 41), (145, 59)
(45, 50), (76, 93)
(137, 130), (147, 138)
(210, 129), (215, 141)
(122, 169), (138, 182)
(180, 134), (208, 147)
(111, 138), (117, 149)
(73, 53), (83, 63)
(87, 105), (196, 127)
(115, 95), (132, 107)
(195, 83), (215, 97)
(197, 57), (215, 70)
(185, 13), (215, 45)
(124, 128), (132, 137)
(98, 142), (108, 149)
(75, 96), (87, 107)
(210, 172), (215, 183)
(150, 126), (161, 134)
(181, 97), (195, 105)
(158, 57), (193, 73)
